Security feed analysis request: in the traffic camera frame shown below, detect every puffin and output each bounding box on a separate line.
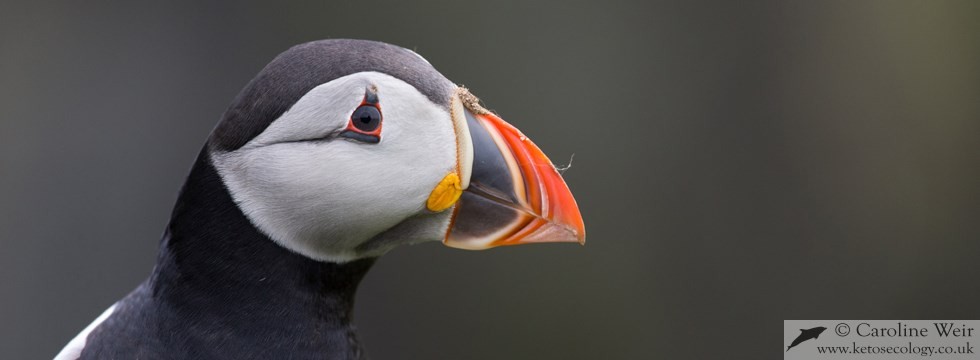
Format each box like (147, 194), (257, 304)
(54, 39), (585, 360)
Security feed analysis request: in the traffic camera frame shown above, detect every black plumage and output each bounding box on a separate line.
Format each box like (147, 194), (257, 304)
(79, 151), (374, 359)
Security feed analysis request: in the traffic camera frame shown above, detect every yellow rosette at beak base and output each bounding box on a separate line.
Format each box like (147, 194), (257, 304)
(427, 173), (463, 212)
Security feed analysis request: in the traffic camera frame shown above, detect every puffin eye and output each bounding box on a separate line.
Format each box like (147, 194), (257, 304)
(339, 87), (383, 143)
(351, 106), (381, 132)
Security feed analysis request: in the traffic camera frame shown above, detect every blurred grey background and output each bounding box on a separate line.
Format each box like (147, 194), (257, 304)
(2, 0), (978, 359)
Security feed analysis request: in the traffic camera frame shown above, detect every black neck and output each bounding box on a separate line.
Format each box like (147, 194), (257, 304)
(148, 149), (374, 359)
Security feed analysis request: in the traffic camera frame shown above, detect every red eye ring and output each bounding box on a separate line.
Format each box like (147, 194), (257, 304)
(339, 87), (382, 143)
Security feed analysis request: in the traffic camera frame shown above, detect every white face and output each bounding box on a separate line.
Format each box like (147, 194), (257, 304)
(210, 72), (460, 262)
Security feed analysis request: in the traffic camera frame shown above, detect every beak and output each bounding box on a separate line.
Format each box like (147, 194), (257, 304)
(441, 94), (586, 250)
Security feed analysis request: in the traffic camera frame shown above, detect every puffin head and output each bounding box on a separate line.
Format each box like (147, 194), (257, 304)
(207, 39), (584, 263)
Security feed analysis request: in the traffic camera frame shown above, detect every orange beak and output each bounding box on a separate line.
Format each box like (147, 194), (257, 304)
(443, 107), (585, 250)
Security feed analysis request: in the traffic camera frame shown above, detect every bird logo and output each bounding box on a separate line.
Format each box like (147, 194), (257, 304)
(786, 326), (827, 352)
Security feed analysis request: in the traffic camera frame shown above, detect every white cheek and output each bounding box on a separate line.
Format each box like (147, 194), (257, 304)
(212, 72), (457, 262)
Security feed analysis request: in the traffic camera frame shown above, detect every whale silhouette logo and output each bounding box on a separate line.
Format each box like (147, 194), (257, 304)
(787, 326), (827, 352)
